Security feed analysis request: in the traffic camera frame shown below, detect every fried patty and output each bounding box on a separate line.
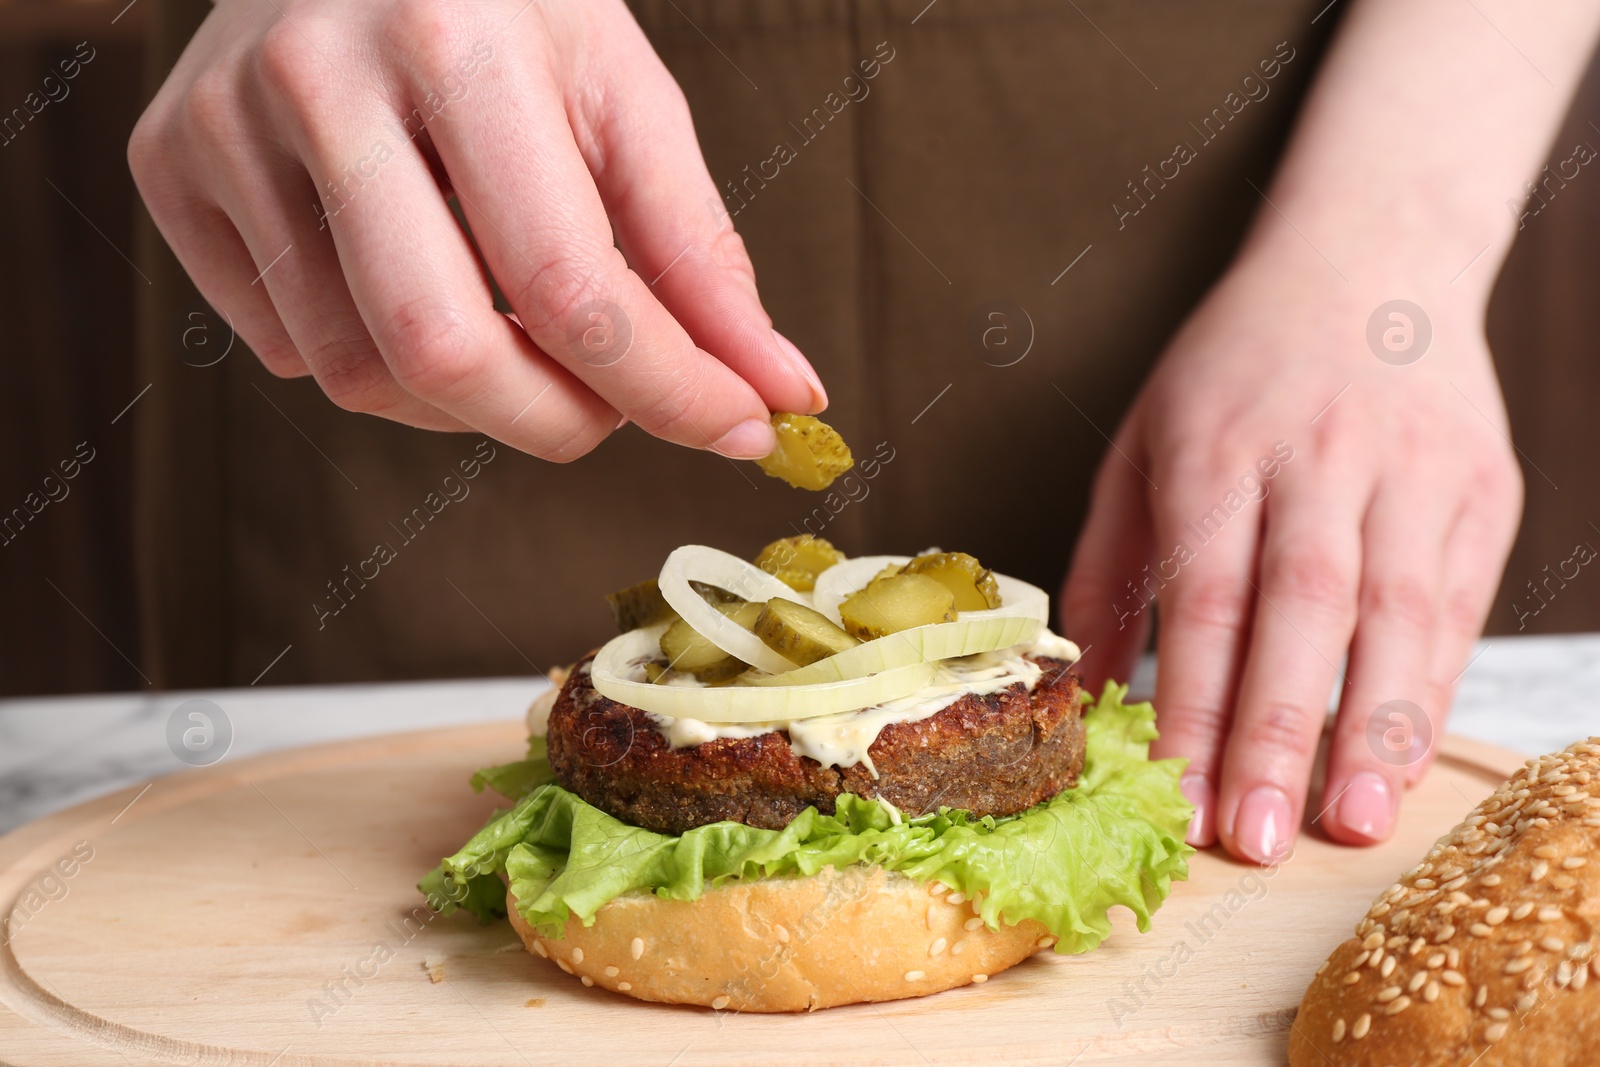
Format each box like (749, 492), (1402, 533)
(545, 655), (1085, 835)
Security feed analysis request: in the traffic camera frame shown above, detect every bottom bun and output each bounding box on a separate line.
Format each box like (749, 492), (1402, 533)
(507, 865), (1053, 1012)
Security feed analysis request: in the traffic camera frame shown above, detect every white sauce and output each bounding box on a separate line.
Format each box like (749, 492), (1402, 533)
(640, 631), (1081, 776)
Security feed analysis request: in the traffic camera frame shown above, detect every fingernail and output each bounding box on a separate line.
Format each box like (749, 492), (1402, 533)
(711, 417), (775, 460)
(1234, 785), (1293, 866)
(1336, 771), (1394, 841)
(1180, 773), (1214, 846)
(773, 330), (827, 413)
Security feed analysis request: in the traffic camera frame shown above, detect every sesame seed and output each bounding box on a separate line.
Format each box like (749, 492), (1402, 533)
(931, 882), (949, 896)
(1505, 957), (1535, 975)
(947, 892), (966, 905)
(1475, 985), (1489, 1007)
(1515, 940), (1534, 956)
(557, 959), (574, 975)
(1353, 950), (1371, 968)
(1469, 923), (1493, 938)
(775, 925), (789, 943)
(1513, 902), (1535, 921)
(1486, 1022), (1509, 1042)
(1448, 947), (1461, 968)
(1543, 936), (1566, 953)
(1574, 965), (1589, 990)
(1441, 970), (1466, 986)
(1424, 980), (1440, 1003)
(1352, 1013), (1372, 1039)
(1343, 972), (1362, 985)
(617, 982), (631, 991)
(1427, 953), (1446, 969)
(930, 938), (948, 956)
(1532, 861), (1550, 882)
(1435, 925), (1457, 943)
(604, 966), (619, 978)
(1409, 937), (1426, 956)
(951, 940), (967, 955)
(581, 976), (594, 987)
(1408, 971), (1427, 993)
(1553, 874), (1579, 890)
(1534, 845), (1559, 860)
(631, 937), (644, 960)
(1377, 986), (1402, 1002)
(1486, 906), (1509, 925)
(1539, 906), (1563, 923)
(1565, 857), (1588, 869)
(532, 941), (549, 959)
(1488, 1007), (1511, 1020)
(1037, 936), (1057, 949)
(972, 973), (988, 983)
(1558, 961), (1575, 986)
(1415, 878), (1438, 889)
(1381, 956), (1397, 978)
(1363, 931), (1385, 950)
(1517, 992), (1538, 1012)
(927, 905), (939, 928)
(1554, 785), (1577, 796)
(964, 917), (983, 932)
(1572, 942), (1593, 959)
(571, 948), (584, 965)
(905, 971), (925, 982)
(1384, 995), (1411, 1015)
(1443, 876), (1468, 892)
(1332, 1018), (1346, 1042)
(1385, 934), (1407, 949)
(711, 995), (729, 1010)
(1483, 874), (1503, 887)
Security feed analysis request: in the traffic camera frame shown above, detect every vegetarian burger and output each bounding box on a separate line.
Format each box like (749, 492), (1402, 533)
(422, 538), (1194, 1012)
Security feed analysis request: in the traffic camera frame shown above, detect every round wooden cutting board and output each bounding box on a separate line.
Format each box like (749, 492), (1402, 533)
(0, 722), (1528, 1067)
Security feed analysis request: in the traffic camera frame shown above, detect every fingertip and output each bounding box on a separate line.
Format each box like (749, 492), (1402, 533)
(1323, 769), (1398, 846)
(1228, 784), (1295, 866)
(771, 329), (826, 414)
(710, 416), (776, 460)
(1181, 772), (1216, 847)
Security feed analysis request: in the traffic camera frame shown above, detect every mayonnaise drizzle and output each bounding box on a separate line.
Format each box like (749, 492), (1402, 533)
(641, 631), (1080, 776)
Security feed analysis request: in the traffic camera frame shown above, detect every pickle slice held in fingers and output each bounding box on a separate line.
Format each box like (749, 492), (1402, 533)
(899, 551), (1002, 611)
(755, 414), (854, 491)
(753, 598), (861, 666)
(837, 573), (957, 641)
(753, 534), (847, 592)
(659, 618), (749, 681)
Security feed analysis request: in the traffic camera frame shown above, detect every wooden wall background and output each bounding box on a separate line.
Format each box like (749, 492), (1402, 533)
(0, 1), (1595, 695)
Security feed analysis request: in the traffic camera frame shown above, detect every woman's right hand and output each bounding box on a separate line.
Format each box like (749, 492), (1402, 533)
(130, 0), (825, 459)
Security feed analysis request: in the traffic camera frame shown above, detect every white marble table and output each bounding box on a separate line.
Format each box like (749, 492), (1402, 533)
(2, 634), (1598, 836)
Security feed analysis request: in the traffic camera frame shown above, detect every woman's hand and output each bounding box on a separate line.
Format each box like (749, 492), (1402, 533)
(130, 0), (824, 460)
(1060, 232), (1523, 864)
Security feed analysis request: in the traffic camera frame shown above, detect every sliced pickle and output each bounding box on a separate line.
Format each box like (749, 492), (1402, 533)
(691, 580), (742, 606)
(837, 573), (957, 641)
(659, 618), (748, 681)
(643, 660), (669, 684)
(753, 598), (860, 666)
(755, 413), (854, 491)
(900, 552), (1002, 611)
(606, 578), (675, 632)
(718, 600), (765, 630)
(753, 534), (846, 592)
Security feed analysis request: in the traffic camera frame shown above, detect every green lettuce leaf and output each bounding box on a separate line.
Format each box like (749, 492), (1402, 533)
(420, 682), (1192, 954)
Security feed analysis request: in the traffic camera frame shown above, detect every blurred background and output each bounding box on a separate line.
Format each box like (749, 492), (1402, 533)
(2, 0), (1597, 697)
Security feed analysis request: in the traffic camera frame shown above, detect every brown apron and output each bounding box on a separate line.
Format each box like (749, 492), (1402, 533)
(134, 0), (1336, 686)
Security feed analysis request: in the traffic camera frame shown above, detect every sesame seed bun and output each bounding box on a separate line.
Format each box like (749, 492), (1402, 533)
(1290, 738), (1600, 1065)
(506, 864), (1053, 1011)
